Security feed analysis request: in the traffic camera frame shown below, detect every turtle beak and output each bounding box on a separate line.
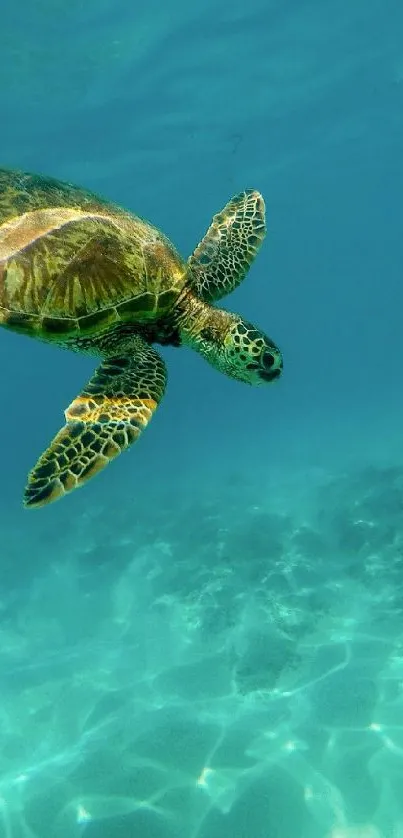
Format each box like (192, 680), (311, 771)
(259, 366), (282, 382)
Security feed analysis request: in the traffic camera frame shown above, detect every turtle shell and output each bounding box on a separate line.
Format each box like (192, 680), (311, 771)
(0, 169), (186, 339)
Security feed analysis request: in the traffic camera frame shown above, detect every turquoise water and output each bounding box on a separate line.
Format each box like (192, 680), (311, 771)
(1, 1), (403, 835)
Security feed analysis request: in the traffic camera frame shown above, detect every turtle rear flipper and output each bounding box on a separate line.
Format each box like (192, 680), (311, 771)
(24, 337), (166, 507)
(187, 189), (266, 303)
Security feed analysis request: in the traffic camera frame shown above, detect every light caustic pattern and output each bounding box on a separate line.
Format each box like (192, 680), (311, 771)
(1, 464), (403, 837)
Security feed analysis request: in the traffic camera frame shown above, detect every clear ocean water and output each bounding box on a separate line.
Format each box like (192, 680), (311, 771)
(1, 1), (403, 836)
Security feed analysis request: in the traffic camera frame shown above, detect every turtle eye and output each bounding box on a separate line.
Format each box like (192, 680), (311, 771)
(262, 350), (276, 369)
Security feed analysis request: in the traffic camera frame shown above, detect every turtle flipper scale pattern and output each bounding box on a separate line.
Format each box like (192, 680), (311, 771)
(24, 337), (167, 508)
(187, 189), (266, 303)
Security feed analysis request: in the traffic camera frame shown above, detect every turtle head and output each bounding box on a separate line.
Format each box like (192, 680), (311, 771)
(219, 315), (283, 385)
(179, 298), (283, 385)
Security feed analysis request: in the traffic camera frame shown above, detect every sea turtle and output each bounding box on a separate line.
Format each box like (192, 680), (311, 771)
(0, 168), (283, 508)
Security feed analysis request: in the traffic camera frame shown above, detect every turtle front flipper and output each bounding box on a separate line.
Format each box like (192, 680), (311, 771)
(187, 189), (266, 303)
(24, 337), (167, 508)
